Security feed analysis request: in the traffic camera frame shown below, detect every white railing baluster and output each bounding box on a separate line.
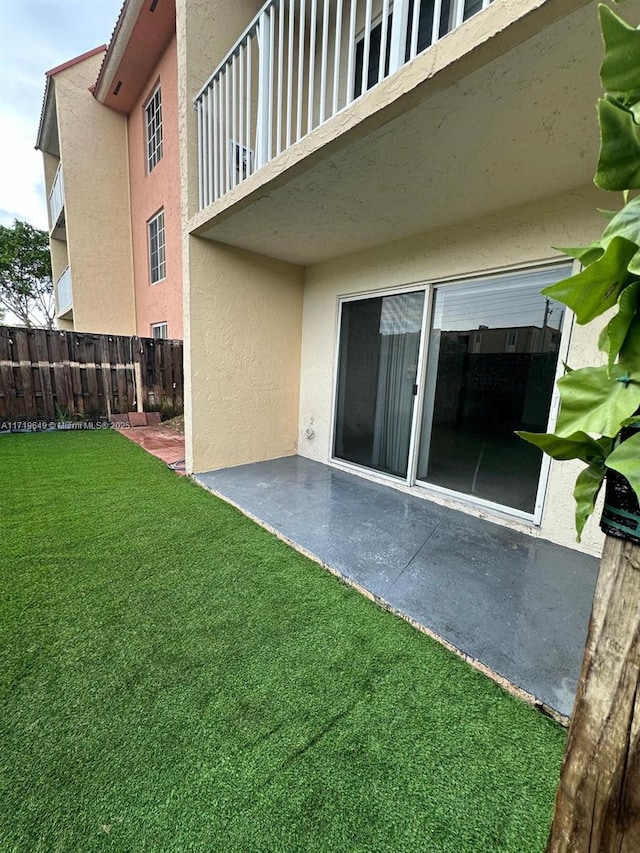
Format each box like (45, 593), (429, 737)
(361, 0), (373, 95)
(332, 0), (343, 113)
(277, 2), (284, 154)
(232, 53), (237, 188)
(197, 99), (204, 209)
(218, 77), (225, 194)
(297, 0), (306, 141)
(389, 0), (410, 73)
(431, 0), (443, 46)
(346, 0), (357, 105)
(409, 0), (421, 59)
(205, 96), (210, 206)
(247, 38), (252, 175)
(207, 86), (214, 204)
(307, 0), (317, 133)
(212, 83), (219, 201)
(379, 0), (390, 83)
(268, 4), (275, 160)
(319, 0), (330, 124)
(257, 11), (270, 167)
(287, 0), (294, 148)
(225, 66), (230, 193)
(239, 43), (245, 183)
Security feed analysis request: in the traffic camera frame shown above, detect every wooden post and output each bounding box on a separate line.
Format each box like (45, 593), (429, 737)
(134, 362), (144, 413)
(546, 535), (640, 852)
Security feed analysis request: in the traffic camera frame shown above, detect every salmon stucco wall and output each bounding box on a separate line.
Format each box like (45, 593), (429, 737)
(128, 34), (183, 339)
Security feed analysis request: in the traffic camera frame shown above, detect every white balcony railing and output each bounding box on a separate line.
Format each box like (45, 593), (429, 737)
(48, 163), (65, 230)
(57, 267), (72, 314)
(195, 0), (492, 209)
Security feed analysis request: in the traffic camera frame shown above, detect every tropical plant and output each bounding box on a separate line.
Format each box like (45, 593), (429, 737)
(517, 5), (640, 850)
(517, 4), (640, 541)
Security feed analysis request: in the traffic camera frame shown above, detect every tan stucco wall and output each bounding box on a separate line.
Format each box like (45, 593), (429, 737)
(185, 237), (304, 473)
(128, 34), (184, 339)
(52, 53), (136, 335)
(177, 0), (286, 471)
(299, 185), (609, 556)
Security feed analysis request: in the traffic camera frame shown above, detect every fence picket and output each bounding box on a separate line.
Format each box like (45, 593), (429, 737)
(0, 327), (183, 424)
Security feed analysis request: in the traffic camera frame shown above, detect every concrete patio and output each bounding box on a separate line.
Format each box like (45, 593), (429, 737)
(195, 455), (599, 720)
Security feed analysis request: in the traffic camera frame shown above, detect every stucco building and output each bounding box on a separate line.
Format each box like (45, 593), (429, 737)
(180, 0), (629, 557)
(37, 0), (631, 557)
(36, 0), (183, 340)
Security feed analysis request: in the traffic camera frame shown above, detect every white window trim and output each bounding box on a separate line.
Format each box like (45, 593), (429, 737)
(151, 322), (168, 340)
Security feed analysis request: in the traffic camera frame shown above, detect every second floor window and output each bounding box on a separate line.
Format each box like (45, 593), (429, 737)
(145, 85), (163, 172)
(148, 210), (166, 283)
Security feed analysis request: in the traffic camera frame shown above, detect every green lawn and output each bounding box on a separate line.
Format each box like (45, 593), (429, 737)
(0, 431), (565, 852)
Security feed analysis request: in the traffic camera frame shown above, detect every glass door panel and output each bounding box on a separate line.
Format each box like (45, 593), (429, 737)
(334, 290), (425, 479)
(416, 267), (570, 514)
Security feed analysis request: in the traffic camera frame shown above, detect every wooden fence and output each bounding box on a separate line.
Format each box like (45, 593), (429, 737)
(0, 326), (183, 424)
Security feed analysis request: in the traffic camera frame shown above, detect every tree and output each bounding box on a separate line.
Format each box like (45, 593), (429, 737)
(0, 220), (54, 329)
(516, 5), (640, 849)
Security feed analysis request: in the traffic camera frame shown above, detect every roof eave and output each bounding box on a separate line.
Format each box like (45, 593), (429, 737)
(93, 0), (146, 104)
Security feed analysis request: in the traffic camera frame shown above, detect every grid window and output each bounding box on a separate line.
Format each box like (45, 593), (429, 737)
(145, 85), (163, 172)
(148, 210), (166, 284)
(151, 322), (168, 340)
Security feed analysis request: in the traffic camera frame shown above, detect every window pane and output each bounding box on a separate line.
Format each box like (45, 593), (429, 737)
(145, 86), (163, 172)
(416, 267), (570, 513)
(148, 211), (166, 283)
(334, 291), (424, 478)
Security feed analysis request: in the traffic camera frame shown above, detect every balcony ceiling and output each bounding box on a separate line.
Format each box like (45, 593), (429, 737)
(192, 1), (630, 267)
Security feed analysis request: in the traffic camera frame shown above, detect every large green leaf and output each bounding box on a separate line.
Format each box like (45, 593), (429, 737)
(619, 314), (640, 371)
(599, 281), (640, 370)
(541, 236), (637, 323)
(605, 431), (640, 500)
(556, 365), (640, 437)
(574, 464), (606, 542)
(600, 4), (640, 97)
(627, 248), (640, 275)
(601, 195), (640, 248)
(596, 97), (640, 190)
(554, 244), (603, 267)
(516, 431), (610, 464)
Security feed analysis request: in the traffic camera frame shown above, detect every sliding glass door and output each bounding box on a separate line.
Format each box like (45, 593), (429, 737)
(332, 265), (571, 518)
(416, 268), (567, 514)
(334, 290), (425, 478)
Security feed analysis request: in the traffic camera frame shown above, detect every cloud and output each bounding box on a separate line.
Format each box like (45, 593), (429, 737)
(0, 108), (47, 229)
(0, 0), (123, 229)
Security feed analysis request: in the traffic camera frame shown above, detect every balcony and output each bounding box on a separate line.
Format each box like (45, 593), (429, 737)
(191, 0), (607, 266)
(56, 267), (72, 317)
(48, 163), (65, 238)
(195, 0), (493, 210)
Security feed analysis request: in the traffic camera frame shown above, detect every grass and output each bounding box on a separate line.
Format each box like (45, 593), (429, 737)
(0, 431), (566, 852)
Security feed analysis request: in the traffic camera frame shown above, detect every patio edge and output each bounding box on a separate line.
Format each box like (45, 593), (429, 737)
(192, 472), (571, 729)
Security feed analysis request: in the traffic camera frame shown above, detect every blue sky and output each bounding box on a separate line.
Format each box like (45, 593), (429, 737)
(0, 0), (124, 230)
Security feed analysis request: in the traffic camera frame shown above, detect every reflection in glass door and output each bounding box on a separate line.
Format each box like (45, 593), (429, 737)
(416, 268), (569, 514)
(334, 290), (425, 479)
